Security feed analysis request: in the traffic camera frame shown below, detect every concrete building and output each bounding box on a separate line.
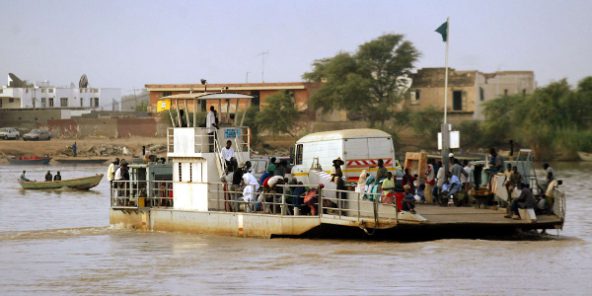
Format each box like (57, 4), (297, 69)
(0, 78), (121, 111)
(145, 82), (320, 113)
(407, 68), (535, 121)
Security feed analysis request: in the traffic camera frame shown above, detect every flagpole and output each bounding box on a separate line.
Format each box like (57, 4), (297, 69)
(444, 16), (450, 125)
(441, 17), (451, 174)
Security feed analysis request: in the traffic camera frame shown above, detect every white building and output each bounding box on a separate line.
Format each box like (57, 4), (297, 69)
(0, 79), (121, 111)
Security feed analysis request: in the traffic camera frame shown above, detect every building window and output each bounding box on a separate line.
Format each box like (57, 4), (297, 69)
(504, 89), (508, 96)
(49, 98), (54, 107)
(41, 98), (47, 108)
(33, 98), (37, 108)
(0, 88), (3, 94)
(452, 91), (462, 111)
(48, 89), (53, 93)
(41, 88), (46, 93)
(8, 98), (14, 103)
(479, 87), (485, 101)
(415, 90), (420, 101)
(189, 163), (193, 183)
(80, 98), (83, 107)
(295, 144), (303, 165)
(93, 97), (99, 107)
(60, 97), (68, 107)
(178, 163), (183, 182)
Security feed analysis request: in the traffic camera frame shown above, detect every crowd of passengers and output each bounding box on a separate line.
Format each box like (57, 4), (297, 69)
(223, 142), (560, 219)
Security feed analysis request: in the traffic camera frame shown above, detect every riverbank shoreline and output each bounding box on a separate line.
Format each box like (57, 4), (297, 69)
(0, 137), (167, 164)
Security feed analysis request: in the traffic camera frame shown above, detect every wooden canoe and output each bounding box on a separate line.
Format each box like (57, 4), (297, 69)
(19, 174), (104, 190)
(8, 155), (51, 165)
(53, 158), (109, 164)
(577, 151), (592, 161)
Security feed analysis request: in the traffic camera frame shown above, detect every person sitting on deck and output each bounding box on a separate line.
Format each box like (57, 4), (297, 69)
(439, 172), (461, 206)
(506, 183), (537, 219)
(53, 171), (62, 181)
(20, 170), (30, 182)
(402, 168), (415, 193)
(45, 171), (53, 182)
(380, 172), (396, 204)
(375, 159), (388, 182)
(402, 185), (416, 214)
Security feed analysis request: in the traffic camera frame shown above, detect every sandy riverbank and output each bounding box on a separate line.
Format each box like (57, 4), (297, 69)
(0, 137), (167, 164)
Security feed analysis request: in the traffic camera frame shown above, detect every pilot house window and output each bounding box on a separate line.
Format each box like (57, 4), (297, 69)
(295, 144), (303, 165)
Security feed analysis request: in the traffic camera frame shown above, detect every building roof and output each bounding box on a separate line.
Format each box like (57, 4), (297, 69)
(297, 128), (391, 143)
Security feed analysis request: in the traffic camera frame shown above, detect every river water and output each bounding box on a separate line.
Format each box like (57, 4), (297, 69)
(1, 163), (591, 295)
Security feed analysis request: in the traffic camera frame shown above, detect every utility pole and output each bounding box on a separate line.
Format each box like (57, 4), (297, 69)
(257, 51), (269, 82)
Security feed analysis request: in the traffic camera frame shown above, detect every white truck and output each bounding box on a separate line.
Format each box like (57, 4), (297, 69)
(290, 128), (402, 185)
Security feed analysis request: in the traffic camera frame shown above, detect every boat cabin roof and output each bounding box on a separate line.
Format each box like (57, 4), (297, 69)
(161, 93), (253, 101)
(297, 128), (391, 143)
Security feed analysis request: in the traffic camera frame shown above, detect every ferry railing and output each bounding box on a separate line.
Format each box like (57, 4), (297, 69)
(206, 183), (397, 223)
(110, 180), (174, 209)
(110, 179), (398, 225)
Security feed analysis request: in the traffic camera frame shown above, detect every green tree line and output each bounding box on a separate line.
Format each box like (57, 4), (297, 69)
(459, 77), (592, 159)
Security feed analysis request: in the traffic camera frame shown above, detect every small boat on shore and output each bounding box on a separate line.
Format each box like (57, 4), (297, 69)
(19, 174), (104, 190)
(53, 157), (109, 165)
(577, 151), (592, 161)
(8, 155), (51, 165)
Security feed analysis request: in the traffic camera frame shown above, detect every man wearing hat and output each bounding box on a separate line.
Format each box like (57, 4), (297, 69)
(332, 157), (344, 178)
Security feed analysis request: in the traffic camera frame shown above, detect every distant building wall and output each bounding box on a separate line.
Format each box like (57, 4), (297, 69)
(47, 117), (158, 138)
(407, 68), (535, 120)
(0, 109), (62, 131)
(117, 118), (157, 137)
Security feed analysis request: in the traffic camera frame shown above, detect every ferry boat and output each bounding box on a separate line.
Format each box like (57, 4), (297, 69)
(109, 93), (566, 238)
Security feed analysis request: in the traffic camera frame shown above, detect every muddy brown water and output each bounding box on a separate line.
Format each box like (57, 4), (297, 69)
(1, 163), (591, 295)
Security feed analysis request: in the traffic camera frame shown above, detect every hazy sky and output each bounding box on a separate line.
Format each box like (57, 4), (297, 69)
(1, 0), (590, 93)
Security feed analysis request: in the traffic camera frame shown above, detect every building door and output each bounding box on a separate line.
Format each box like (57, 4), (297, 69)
(453, 91), (462, 111)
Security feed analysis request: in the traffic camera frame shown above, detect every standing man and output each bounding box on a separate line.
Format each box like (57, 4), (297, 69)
(424, 159), (435, 204)
(206, 106), (218, 152)
(107, 158), (120, 183)
(72, 141), (77, 157)
(220, 140), (235, 173)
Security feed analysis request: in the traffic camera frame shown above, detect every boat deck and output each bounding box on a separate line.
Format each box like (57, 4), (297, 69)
(412, 204), (562, 225)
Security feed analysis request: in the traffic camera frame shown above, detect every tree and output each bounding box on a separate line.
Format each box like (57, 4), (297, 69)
(256, 91), (299, 136)
(303, 34), (420, 128)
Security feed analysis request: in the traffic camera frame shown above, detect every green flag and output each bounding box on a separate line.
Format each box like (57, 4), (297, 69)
(435, 21), (448, 42)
